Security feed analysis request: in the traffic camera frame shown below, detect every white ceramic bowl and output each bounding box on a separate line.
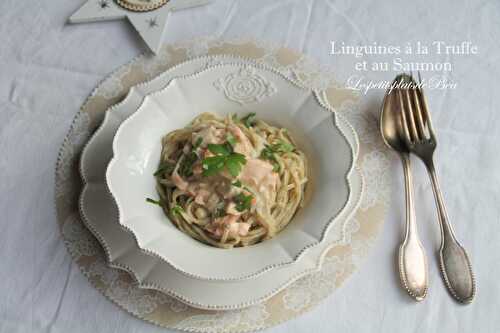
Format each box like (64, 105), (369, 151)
(106, 63), (355, 281)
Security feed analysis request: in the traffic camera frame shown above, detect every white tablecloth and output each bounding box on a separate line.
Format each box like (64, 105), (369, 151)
(1, 0), (499, 332)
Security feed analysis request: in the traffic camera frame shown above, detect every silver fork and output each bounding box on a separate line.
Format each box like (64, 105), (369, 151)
(397, 73), (476, 304)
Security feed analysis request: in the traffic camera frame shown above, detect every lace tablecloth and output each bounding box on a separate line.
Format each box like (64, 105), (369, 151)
(1, 0), (499, 332)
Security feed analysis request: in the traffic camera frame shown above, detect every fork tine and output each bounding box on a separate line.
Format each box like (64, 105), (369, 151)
(397, 87), (413, 145)
(402, 79), (420, 142)
(416, 72), (435, 137)
(408, 71), (426, 137)
(411, 78), (428, 139)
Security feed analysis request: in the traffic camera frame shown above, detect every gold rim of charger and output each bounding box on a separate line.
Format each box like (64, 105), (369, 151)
(115, 0), (169, 12)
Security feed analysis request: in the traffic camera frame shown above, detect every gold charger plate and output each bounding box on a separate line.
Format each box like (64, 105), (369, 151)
(55, 37), (391, 332)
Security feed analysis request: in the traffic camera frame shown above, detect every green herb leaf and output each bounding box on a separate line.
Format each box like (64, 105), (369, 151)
(154, 162), (175, 176)
(232, 180), (242, 188)
(260, 145), (274, 160)
(233, 193), (253, 212)
(202, 155), (226, 167)
(202, 156), (225, 177)
(213, 202), (227, 218)
(146, 198), (161, 206)
(202, 146), (246, 178)
(171, 204), (185, 216)
(193, 137), (203, 149)
(259, 145), (282, 172)
(226, 153), (246, 177)
(226, 158), (243, 177)
(227, 152), (246, 164)
(179, 152), (198, 178)
(271, 140), (295, 153)
(207, 143), (231, 156)
(241, 112), (257, 128)
(226, 133), (237, 147)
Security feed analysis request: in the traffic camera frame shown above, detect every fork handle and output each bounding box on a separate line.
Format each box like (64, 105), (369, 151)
(399, 153), (428, 301)
(425, 159), (476, 303)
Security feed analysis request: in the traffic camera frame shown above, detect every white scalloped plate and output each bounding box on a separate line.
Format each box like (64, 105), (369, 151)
(106, 63), (356, 281)
(79, 56), (363, 309)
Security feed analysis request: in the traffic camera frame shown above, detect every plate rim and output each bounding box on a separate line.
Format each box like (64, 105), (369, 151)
(105, 61), (357, 281)
(78, 55), (364, 310)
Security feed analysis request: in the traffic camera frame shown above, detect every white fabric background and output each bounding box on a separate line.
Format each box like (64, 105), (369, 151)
(1, 0), (499, 332)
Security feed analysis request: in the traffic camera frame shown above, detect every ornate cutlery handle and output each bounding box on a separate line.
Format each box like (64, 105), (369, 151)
(426, 160), (476, 303)
(399, 153), (428, 301)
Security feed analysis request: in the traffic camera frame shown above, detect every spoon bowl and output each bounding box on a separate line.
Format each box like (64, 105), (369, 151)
(380, 74), (409, 153)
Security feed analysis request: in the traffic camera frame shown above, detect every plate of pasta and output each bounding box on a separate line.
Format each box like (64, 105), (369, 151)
(155, 112), (308, 248)
(106, 63), (356, 281)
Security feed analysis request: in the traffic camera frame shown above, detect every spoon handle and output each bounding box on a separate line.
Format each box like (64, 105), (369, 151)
(399, 153), (428, 301)
(425, 160), (476, 303)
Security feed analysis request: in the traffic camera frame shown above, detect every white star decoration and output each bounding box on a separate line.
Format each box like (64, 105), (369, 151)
(69, 0), (211, 54)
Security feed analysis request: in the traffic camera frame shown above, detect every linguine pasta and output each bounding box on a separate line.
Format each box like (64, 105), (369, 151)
(152, 112), (308, 248)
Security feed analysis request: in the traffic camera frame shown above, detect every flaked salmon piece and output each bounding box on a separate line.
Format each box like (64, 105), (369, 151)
(194, 188), (211, 206)
(239, 158), (273, 184)
(227, 221), (251, 237)
(193, 126), (225, 146)
(204, 224), (220, 238)
(239, 158), (279, 200)
(208, 215), (250, 238)
(227, 222), (240, 237)
(237, 222), (251, 236)
(228, 124), (254, 156)
(207, 214), (239, 238)
(186, 182), (213, 205)
(205, 193), (220, 211)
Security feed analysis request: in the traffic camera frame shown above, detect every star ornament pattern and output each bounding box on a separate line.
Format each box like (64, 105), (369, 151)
(69, 0), (211, 54)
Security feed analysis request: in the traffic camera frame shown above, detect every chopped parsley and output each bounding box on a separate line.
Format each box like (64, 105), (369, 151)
(270, 139), (295, 153)
(146, 198), (161, 206)
(207, 143), (231, 156)
(226, 133), (237, 147)
(178, 151), (198, 178)
(260, 145), (275, 160)
(241, 112), (257, 128)
(233, 193), (254, 212)
(213, 202), (227, 218)
(202, 143), (247, 177)
(154, 162), (175, 176)
(259, 140), (295, 172)
(171, 205), (185, 216)
(225, 154), (246, 177)
(260, 145), (280, 172)
(193, 137), (203, 149)
(202, 156), (226, 177)
(175, 139), (205, 178)
(232, 180), (242, 188)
